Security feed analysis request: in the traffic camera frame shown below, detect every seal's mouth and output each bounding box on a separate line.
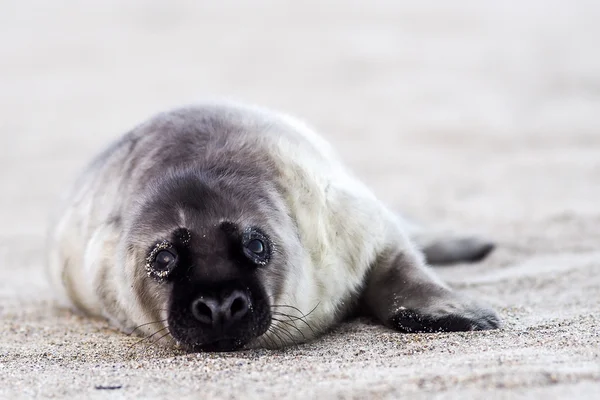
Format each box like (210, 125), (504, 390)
(169, 315), (271, 353)
(191, 338), (248, 352)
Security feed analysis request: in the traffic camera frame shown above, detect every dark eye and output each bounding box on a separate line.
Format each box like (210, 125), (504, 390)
(242, 229), (271, 265)
(247, 239), (265, 255)
(153, 250), (177, 271)
(145, 241), (178, 282)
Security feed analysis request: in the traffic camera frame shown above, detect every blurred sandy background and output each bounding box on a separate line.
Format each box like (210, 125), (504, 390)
(1, 0), (599, 398)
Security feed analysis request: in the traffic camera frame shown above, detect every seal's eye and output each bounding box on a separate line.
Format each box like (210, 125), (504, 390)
(145, 241), (178, 282)
(153, 250), (177, 271)
(247, 239), (265, 255)
(242, 229), (271, 266)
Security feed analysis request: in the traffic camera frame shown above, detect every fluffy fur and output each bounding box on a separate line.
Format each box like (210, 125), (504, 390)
(46, 102), (499, 351)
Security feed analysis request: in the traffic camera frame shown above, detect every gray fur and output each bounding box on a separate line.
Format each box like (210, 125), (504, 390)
(46, 103), (500, 351)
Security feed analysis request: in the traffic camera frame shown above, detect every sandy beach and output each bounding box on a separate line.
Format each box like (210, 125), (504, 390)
(1, 1), (599, 398)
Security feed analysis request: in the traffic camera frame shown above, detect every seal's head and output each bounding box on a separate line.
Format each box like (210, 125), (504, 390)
(121, 166), (293, 351)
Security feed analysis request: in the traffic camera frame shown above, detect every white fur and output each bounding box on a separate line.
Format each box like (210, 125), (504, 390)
(46, 102), (415, 347)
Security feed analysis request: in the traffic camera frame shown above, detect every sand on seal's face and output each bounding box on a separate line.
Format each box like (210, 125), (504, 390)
(1, 0), (599, 398)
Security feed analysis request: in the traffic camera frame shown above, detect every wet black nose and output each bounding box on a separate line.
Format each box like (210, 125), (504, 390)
(191, 290), (250, 328)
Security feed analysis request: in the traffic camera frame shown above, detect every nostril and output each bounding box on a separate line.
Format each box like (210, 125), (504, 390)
(196, 302), (213, 321)
(230, 296), (247, 319)
(191, 298), (215, 325)
(191, 291), (250, 327)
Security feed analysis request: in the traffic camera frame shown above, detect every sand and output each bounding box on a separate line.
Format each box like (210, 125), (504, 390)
(1, 0), (599, 398)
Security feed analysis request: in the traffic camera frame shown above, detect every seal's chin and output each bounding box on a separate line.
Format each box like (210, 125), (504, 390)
(191, 338), (248, 352)
(169, 318), (271, 353)
(174, 328), (270, 353)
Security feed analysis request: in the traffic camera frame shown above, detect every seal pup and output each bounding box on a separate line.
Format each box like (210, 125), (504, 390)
(46, 102), (500, 351)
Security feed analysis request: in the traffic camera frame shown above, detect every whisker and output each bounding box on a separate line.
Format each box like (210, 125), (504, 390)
(271, 302), (320, 319)
(267, 327), (286, 349)
(260, 330), (277, 349)
(257, 335), (270, 349)
(271, 311), (310, 322)
(126, 319), (168, 336)
(271, 310), (316, 336)
(128, 326), (169, 351)
(270, 304), (307, 315)
(258, 335), (276, 350)
(263, 318), (287, 349)
(272, 317), (306, 341)
(143, 331), (172, 355)
(269, 324), (298, 348)
(271, 311), (313, 329)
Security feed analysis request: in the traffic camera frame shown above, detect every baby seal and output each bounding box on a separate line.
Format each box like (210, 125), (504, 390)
(46, 102), (500, 351)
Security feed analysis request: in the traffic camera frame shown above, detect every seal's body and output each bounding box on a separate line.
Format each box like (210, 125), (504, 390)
(47, 103), (499, 351)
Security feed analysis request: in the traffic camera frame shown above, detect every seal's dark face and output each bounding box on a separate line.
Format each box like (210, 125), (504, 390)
(144, 223), (272, 351)
(132, 169), (286, 352)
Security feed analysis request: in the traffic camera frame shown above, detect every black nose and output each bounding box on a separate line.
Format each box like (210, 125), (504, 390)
(191, 290), (250, 328)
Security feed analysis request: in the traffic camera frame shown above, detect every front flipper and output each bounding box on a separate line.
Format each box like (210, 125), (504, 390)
(390, 300), (500, 333)
(362, 248), (500, 333)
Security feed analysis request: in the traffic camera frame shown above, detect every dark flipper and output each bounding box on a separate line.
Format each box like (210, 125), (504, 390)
(422, 237), (495, 265)
(361, 247), (501, 334)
